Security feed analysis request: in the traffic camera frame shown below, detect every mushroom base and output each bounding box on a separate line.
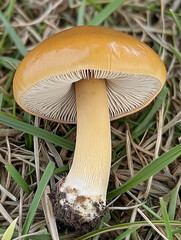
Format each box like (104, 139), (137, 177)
(49, 178), (108, 236)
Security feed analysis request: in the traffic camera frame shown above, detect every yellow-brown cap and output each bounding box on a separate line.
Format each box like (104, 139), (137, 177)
(13, 26), (166, 123)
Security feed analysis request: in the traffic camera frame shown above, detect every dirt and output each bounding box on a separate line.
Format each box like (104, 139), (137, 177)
(49, 182), (108, 236)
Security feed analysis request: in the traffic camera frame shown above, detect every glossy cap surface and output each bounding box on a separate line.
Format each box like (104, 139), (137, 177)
(13, 26), (166, 123)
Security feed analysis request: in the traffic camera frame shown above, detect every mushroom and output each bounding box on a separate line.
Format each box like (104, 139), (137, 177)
(13, 26), (166, 234)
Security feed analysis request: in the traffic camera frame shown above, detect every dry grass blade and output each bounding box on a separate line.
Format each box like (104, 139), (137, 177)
(0, 184), (17, 201)
(0, 129), (21, 137)
(137, 208), (168, 240)
(41, 186), (59, 240)
(0, 0), (180, 239)
(13, 0), (63, 27)
(13, 229), (48, 240)
(34, 116), (40, 183)
(0, 203), (16, 227)
(143, 111), (181, 149)
(126, 127), (134, 177)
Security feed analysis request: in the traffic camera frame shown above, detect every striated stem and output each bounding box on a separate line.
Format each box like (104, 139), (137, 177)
(66, 77), (111, 198)
(50, 77), (111, 235)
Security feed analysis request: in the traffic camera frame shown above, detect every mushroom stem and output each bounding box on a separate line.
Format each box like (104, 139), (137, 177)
(51, 77), (111, 234)
(66, 77), (111, 198)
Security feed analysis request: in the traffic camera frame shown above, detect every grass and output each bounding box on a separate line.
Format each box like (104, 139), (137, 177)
(0, 11), (27, 57)
(5, 163), (31, 195)
(107, 144), (181, 199)
(1, 217), (18, 240)
(0, 0), (181, 240)
(0, 113), (75, 150)
(22, 161), (55, 237)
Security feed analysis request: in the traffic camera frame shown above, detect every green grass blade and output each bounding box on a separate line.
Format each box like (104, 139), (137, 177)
(0, 56), (20, 70)
(115, 227), (139, 240)
(172, 228), (181, 234)
(0, 0), (16, 48)
(76, 220), (181, 240)
(4, 72), (14, 92)
(126, 191), (162, 220)
(88, 0), (127, 25)
(3, 0), (16, 20)
(0, 11), (27, 56)
(107, 144), (181, 199)
(0, 94), (3, 110)
(22, 161), (55, 236)
(160, 197), (173, 240)
(86, 0), (102, 11)
(0, 113), (75, 151)
(23, 112), (33, 150)
(0, 110), (22, 120)
(132, 86), (168, 138)
(168, 186), (179, 220)
(114, 87), (168, 154)
(77, 0), (86, 25)
(21, 0), (34, 19)
(2, 217), (18, 240)
(54, 165), (69, 174)
(168, 43), (181, 63)
(169, 9), (181, 36)
(5, 164), (31, 195)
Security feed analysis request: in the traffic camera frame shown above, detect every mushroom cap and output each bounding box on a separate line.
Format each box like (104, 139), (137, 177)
(13, 26), (166, 123)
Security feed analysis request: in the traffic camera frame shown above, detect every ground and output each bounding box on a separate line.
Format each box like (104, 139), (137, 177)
(0, 0), (181, 240)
